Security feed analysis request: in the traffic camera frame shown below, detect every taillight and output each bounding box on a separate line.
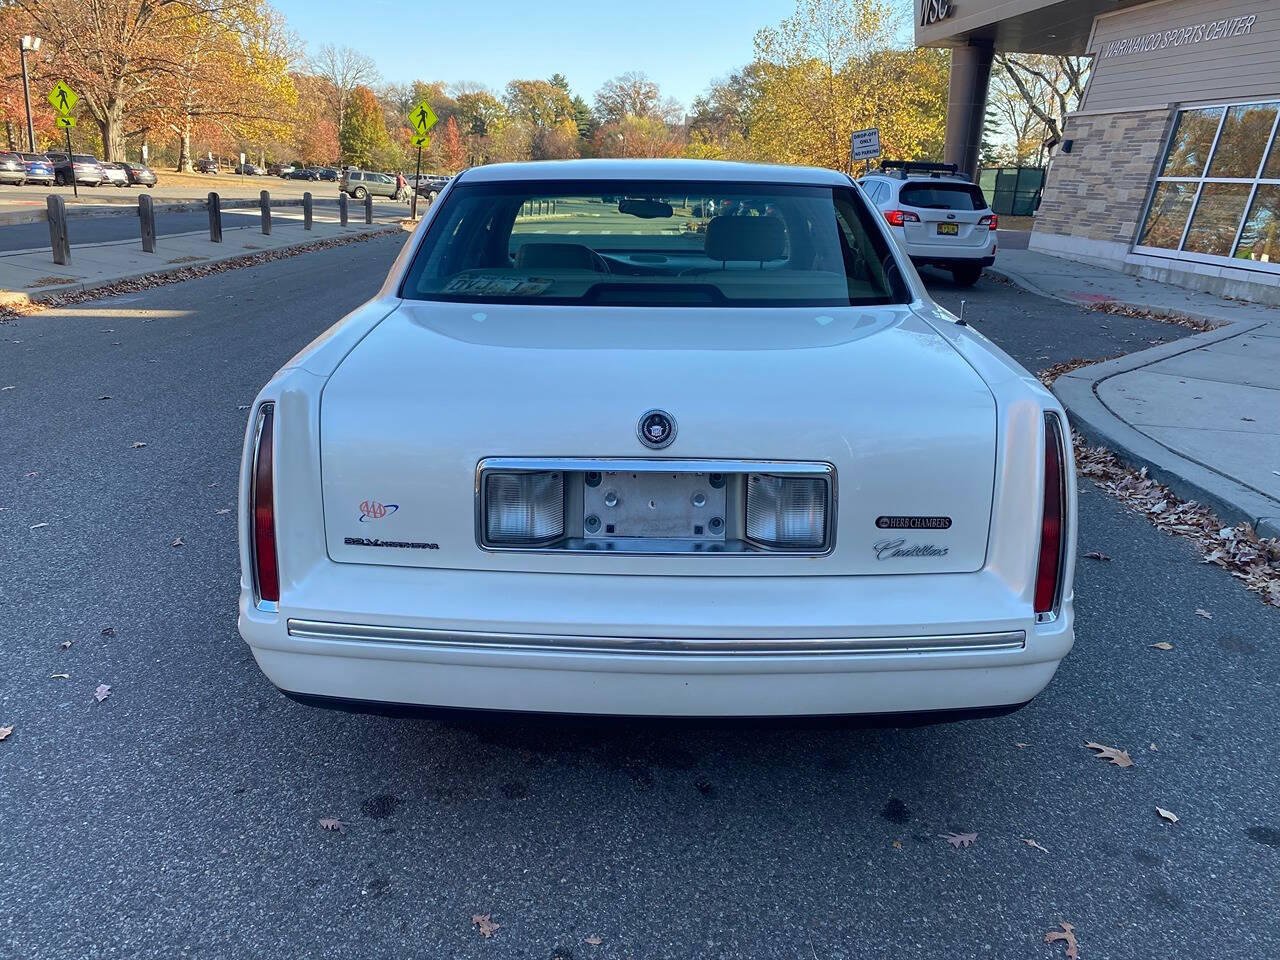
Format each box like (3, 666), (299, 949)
(979, 214), (999, 230)
(251, 404), (279, 604)
(1034, 414), (1067, 618)
(884, 209), (920, 227)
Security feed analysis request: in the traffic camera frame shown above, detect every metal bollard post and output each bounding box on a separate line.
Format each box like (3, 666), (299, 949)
(46, 194), (70, 265)
(139, 194), (156, 253)
(339, 192), (349, 226)
(259, 190), (271, 235)
(303, 191), (313, 231)
(364, 191), (373, 224)
(208, 192), (222, 243)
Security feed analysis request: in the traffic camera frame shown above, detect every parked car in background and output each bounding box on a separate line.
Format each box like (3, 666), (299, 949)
(19, 153), (55, 186)
(316, 167), (339, 181)
(413, 173), (452, 201)
(100, 162), (129, 187)
(122, 162), (157, 188)
(239, 158), (1076, 719)
(0, 152), (26, 185)
(340, 169), (398, 199)
(49, 153), (105, 186)
(287, 167), (320, 181)
(275, 164), (296, 178)
(236, 163), (266, 175)
(859, 160), (998, 287)
(196, 158), (219, 174)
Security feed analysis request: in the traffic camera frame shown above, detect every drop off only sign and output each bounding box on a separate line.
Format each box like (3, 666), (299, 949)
(851, 127), (881, 161)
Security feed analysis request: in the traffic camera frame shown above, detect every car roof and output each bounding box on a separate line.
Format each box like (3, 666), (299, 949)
(460, 158), (851, 186)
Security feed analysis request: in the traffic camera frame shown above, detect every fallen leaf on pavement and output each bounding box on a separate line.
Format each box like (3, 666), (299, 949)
(471, 914), (500, 939)
(585, 936), (603, 946)
(0, 725), (12, 741)
(940, 832), (977, 848)
(1023, 838), (1049, 854)
(60, 639), (73, 649)
(1085, 741), (1133, 767)
(1195, 608), (1213, 619)
(1044, 921), (1078, 959)
(1156, 807), (1178, 824)
(318, 818), (346, 833)
(24, 471), (38, 478)
(892, 839), (903, 850)
(1150, 743), (1159, 751)
(94, 684), (111, 703)
(1084, 551), (1112, 561)
(101, 627), (116, 637)
(49, 673), (69, 679)
(1016, 742), (1030, 749)
(170, 537), (184, 547)
(131, 441), (147, 449)
(1151, 641), (1174, 650)
(97, 395), (111, 401)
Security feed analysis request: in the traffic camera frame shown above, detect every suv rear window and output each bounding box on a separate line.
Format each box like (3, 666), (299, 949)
(899, 182), (987, 211)
(401, 178), (907, 307)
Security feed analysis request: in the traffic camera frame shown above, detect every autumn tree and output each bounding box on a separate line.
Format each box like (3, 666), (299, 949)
(311, 44), (378, 135)
(993, 54), (1090, 152)
(439, 115), (466, 170)
(594, 71), (682, 126)
(339, 85), (390, 167)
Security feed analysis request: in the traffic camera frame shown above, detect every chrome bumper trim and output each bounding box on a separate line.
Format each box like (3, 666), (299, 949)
(286, 620), (1026, 657)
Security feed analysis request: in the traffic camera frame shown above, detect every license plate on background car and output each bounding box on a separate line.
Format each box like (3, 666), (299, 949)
(937, 223), (959, 236)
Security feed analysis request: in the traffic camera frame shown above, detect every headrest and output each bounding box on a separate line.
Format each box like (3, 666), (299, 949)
(514, 242), (600, 270)
(704, 216), (786, 262)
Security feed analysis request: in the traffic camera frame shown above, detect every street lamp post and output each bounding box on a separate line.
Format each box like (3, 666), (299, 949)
(19, 35), (42, 153)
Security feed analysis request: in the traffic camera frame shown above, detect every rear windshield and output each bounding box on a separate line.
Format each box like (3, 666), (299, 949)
(72, 154), (98, 163)
(899, 182), (987, 211)
(400, 179), (906, 307)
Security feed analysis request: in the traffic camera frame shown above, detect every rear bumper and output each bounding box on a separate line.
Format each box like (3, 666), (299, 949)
(911, 254), (996, 268)
(239, 580), (1073, 717)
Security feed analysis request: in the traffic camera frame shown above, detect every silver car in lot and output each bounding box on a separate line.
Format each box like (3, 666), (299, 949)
(100, 162), (130, 187)
(340, 169), (399, 200)
(0, 152), (26, 185)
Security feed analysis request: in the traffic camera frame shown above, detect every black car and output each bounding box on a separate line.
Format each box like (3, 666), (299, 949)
(316, 167), (339, 181)
(122, 162), (157, 188)
(286, 167), (320, 181)
(196, 158), (219, 174)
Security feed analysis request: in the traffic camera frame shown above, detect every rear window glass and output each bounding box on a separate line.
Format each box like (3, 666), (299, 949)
(72, 154), (97, 163)
(401, 178), (907, 308)
(899, 182), (987, 211)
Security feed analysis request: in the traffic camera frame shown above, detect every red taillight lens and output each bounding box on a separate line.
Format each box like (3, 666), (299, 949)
(885, 209), (920, 227)
(1034, 414), (1066, 616)
(251, 404), (279, 603)
(979, 214), (999, 230)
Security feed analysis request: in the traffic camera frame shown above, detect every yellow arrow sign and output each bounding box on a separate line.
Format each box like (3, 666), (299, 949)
(411, 133), (431, 149)
(55, 115), (76, 128)
(408, 101), (438, 136)
(48, 81), (79, 115)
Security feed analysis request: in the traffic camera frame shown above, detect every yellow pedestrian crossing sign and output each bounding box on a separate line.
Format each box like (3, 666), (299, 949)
(409, 102), (438, 136)
(411, 134), (430, 149)
(49, 81), (79, 115)
(55, 116), (76, 128)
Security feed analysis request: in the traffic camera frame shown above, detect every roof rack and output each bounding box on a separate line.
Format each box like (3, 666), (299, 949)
(877, 160), (965, 180)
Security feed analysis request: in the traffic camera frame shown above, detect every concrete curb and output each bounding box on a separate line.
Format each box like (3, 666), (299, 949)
(1052, 320), (1280, 538)
(0, 224), (402, 309)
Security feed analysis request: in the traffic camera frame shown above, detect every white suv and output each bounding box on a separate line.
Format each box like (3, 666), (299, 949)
(859, 161), (997, 286)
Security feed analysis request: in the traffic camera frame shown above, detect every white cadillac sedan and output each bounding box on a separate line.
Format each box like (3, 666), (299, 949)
(238, 159), (1075, 719)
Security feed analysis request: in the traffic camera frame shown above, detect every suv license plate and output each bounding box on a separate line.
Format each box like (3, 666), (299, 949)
(937, 222), (959, 236)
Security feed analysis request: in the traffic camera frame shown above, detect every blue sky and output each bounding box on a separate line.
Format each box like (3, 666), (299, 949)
(273, 0), (797, 110)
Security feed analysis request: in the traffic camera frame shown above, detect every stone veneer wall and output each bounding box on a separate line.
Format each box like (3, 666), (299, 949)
(1032, 108), (1173, 255)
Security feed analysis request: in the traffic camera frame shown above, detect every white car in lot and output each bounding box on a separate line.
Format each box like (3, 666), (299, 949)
(859, 161), (998, 286)
(238, 158), (1074, 719)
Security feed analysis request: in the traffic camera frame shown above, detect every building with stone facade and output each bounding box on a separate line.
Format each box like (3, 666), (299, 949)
(916, 0), (1280, 304)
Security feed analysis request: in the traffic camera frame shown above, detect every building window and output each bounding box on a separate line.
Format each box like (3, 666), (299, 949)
(1138, 100), (1280, 269)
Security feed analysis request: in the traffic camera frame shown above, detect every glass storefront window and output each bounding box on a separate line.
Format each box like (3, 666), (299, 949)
(1158, 107), (1224, 178)
(1139, 100), (1280, 271)
(1235, 186), (1280, 264)
(1207, 104), (1279, 179)
(1139, 182), (1197, 249)
(1183, 183), (1252, 255)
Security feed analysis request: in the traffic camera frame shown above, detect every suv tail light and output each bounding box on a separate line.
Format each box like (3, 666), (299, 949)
(885, 210), (920, 227)
(1034, 414), (1067, 618)
(979, 214), (999, 230)
(250, 404), (279, 604)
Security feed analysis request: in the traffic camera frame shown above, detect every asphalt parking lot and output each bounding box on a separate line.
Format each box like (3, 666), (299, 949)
(2, 239), (1278, 959)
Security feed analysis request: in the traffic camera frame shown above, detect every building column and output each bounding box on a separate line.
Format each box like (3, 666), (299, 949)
(944, 39), (995, 180)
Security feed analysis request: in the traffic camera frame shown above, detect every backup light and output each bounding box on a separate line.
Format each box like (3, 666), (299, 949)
(745, 474), (828, 549)
(485, 471), (565, 544)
